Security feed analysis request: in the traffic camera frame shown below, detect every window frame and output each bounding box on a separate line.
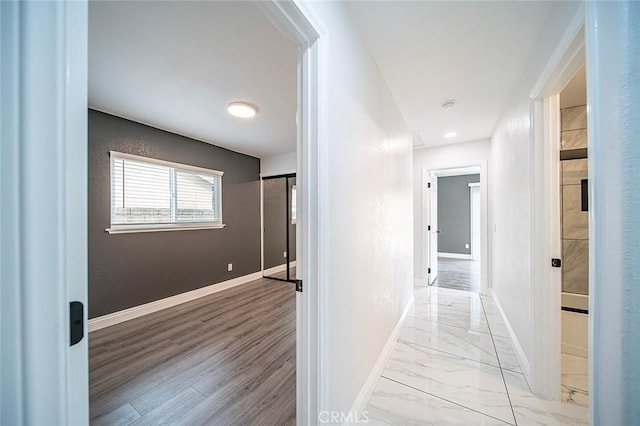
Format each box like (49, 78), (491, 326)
(106, 151), (225, 234)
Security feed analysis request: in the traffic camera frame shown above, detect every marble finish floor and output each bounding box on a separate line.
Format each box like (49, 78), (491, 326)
(433, 258), (481, 292)
(365, 286), (589, 425)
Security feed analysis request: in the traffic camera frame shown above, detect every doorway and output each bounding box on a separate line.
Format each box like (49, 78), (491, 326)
(1, 0), (324, 423)
(262, 174), (297, 282)
(422, 166), (483, 293)
(558, 65), (589, 408)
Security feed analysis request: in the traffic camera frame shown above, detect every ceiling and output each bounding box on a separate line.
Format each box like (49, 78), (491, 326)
(346, 1), (553, 148)
(89, 1), (297, 159)
(560, 65), (586, 109)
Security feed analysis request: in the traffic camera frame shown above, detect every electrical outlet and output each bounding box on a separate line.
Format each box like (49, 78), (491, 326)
(283, 251), (287, 258)
(227, 263), (233, 272)
(465, 244), (469, 249)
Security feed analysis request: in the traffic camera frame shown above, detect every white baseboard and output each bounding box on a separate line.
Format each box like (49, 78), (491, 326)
(489, 290), (531, 379)
(438, 252), (473, 260)
(346, 296), (415, 422)
(262, 261), (297, 277)
(88, 271), (263, 332)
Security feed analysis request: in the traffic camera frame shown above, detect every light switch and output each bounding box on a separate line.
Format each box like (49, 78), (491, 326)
(227, 263), (233, 272)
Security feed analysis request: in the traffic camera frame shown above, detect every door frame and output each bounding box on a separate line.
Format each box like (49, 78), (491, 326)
(529, 4), (585, 399)
(1, 0), (326, 423)
(1, 1), (89, 423)
(421, 162), (489, 294)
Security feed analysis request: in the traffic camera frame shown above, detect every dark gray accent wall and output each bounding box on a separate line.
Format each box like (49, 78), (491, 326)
(88, 110), (261, 318)
(437, 174), (480, 255)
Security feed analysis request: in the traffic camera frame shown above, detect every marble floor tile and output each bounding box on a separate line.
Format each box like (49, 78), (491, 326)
(408, 302), (491, 335)
(503, 370), (589, 425)
(415, 287), (484, 314)
(366, 377), (509, 425)
(484, 312), (510, 338)
(382, 341), (515, 424)
(399, 317), (499, 367)
(492, 335), (522, 374)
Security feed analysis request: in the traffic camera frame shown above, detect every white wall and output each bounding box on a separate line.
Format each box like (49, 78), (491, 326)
(413, 139), (491, 280)
(308, 2), (414, 416)
(490, 1), (581, 371)
(261, 151), (296, 176)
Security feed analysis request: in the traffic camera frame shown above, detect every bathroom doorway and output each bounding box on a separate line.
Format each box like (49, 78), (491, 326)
(558, 65), (589, 407)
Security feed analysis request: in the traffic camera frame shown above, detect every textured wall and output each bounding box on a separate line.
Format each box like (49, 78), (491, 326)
(88, 110), (261, 318)
(490, 1), (582, 366)
(307, 1), (414, 416)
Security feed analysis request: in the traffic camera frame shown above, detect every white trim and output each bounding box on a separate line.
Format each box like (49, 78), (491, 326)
(489, 290), (531, 379)
(106, 223), (226, 234)
(263, 261), (297, 277)
(88, 271), (263, 332)
(1, 1), (89, 423)
(109, 151), (224, 176)
(468, 182), (480, 187)
(529, 3), (586, 99)
(529, 4), (585, 400)
(438, 252), (473, 260)
(347, 297), (414, 421)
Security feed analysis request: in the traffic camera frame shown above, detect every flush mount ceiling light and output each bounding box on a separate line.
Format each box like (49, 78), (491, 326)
(227, 101), (258, 118)
(444, 131), (457, 138)
(441, 99), (457, 110)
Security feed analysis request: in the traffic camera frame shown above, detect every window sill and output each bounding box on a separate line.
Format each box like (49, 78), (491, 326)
(106, 223), (226, 234)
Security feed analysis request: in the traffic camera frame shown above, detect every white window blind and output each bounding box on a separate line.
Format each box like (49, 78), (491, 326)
(109, 152), (223, 232)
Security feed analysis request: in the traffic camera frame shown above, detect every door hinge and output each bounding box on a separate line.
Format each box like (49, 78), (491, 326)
(428, 267), (431, 274)
(428, 225), (431, 231)
(551, 258), (562, 268)
(427, 182), (431, 188)
(295, 279), (303, 292)
(69, 301), (84, 346)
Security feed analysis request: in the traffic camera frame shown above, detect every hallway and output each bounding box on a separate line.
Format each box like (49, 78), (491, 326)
(365, 286), (588, 424)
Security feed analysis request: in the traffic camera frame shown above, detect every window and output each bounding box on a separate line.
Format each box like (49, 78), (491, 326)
(107, 152), (224, 233)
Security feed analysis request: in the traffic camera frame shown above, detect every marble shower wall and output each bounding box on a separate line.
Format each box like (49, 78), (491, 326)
(560, 105), (589, 295)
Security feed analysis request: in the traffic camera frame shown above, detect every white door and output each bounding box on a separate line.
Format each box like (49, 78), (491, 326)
(428, 174), (439, 284)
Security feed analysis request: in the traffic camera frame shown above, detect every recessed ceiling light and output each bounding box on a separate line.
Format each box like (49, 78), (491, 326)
(444, 131), (457, 138)
(227, 101), (258, 118)
(441, 100), (457, 110)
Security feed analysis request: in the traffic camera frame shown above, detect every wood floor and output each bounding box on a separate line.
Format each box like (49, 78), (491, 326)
(432, 257), (481, 292)
(89, 277), (296, 425)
